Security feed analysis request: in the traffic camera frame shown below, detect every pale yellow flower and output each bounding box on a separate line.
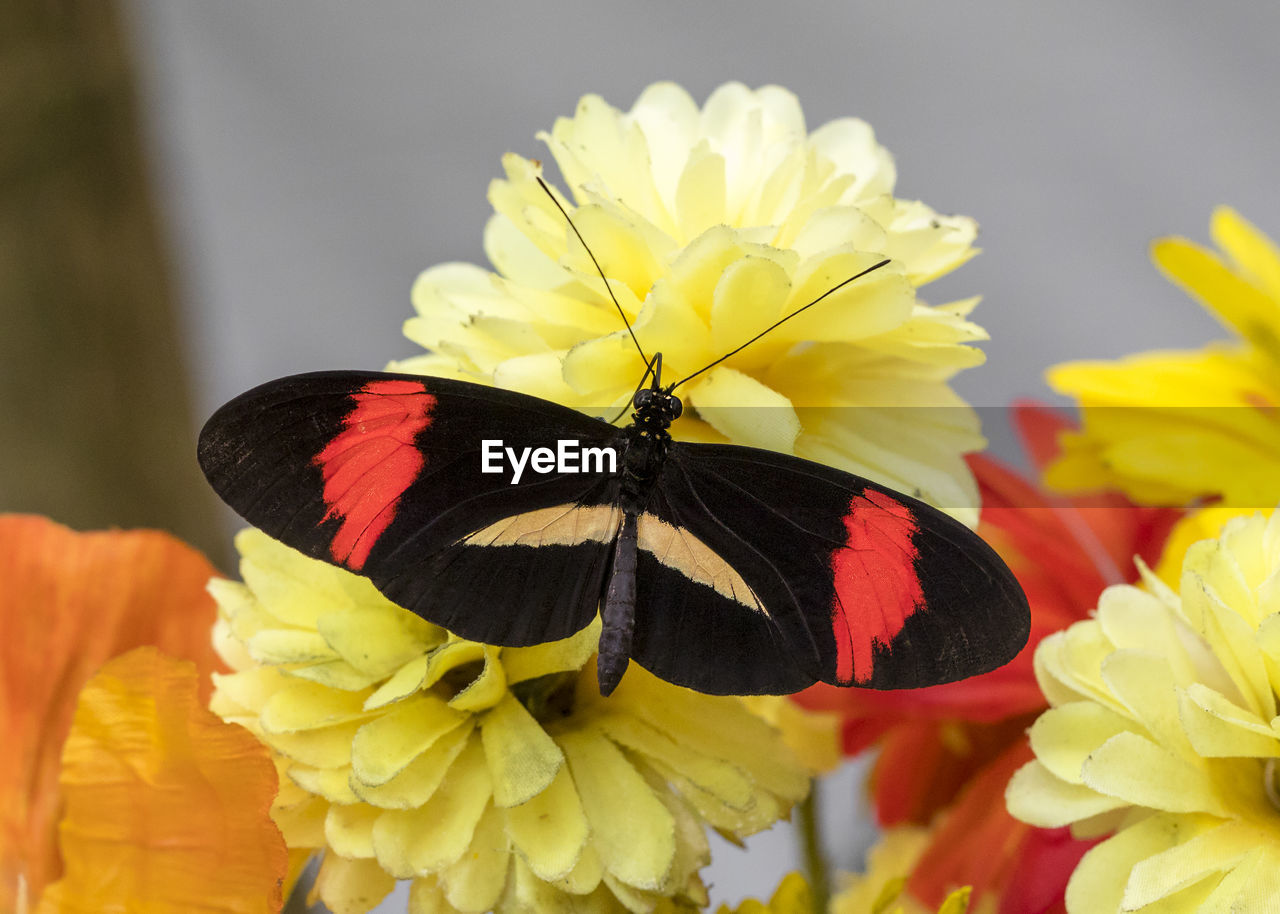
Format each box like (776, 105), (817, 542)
(830, 828), (970, 914)
(1007, 512), (1280, 911)
(693, 830), (969, 914)
(1047, 207), (1280, 508)
(393, 82), (989, 523)
(209, 529), (811, 914)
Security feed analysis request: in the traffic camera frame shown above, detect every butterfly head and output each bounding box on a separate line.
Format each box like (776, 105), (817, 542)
(633, 386), (682, 426)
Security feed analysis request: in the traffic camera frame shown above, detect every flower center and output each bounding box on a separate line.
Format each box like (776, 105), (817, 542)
(511, 671), (578, 721)
(438, 659), (486, 695)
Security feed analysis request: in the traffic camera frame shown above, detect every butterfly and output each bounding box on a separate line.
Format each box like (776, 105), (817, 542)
(199, 184), (1029, 697)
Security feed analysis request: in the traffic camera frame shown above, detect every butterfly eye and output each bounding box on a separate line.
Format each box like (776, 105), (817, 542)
(665, 397), (683, 420)
(633, 389), (653, 409)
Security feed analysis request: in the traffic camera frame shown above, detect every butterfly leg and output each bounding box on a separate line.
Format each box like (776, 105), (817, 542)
(598, 510), (637, 696)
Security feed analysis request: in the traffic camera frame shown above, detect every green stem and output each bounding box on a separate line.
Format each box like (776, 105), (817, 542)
(798, 784), (830, 914)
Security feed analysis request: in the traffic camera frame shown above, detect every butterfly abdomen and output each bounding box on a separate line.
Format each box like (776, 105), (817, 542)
(598, 511), (639, 696)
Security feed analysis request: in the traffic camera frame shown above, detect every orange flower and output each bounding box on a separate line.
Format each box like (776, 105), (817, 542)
(34, 647), (287, 913)
(0, 515), (227, 910)
(795, 406), (1180, 912)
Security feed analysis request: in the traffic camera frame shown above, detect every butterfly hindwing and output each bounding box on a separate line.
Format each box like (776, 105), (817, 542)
(630, 442), (1029, 693)
(198, 370), (623, 646)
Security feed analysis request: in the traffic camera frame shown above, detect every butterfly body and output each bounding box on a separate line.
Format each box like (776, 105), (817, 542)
(199, 365), (1029, 697)
(597, 376), (683, 695)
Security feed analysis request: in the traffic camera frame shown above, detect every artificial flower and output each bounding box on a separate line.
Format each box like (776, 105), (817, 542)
(210, 528), (811, 914)
(713, 872), (813, 914)
(392, 81), (990, 524)
(1047, 207), (1280, 509)
(706, 830), (970, 914)
(0, 515), (226, 910)
(829, 828), (970, 914)
(35, 647), (287, 913)
(1007, 512), (1280, 911)
(797, 406), (1178, 912)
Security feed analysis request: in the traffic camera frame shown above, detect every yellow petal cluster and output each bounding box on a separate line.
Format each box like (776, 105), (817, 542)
(1007, 512), (1280, 911)
(1047, 208), (1280, 508)
(393, 82), (990, 523)
(209, 529), (811, 914)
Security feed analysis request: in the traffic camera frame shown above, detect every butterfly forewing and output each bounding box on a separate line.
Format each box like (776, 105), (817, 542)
(198, 370), (624, 646)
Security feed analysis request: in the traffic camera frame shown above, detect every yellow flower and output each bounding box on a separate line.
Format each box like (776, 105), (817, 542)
(712, 872), (813, 914)
(830, 828), (970, 914)
(704, 831), (970, 914)
(392, 82), (990, 523)
(1007, 512), (1280, 911)
(1047, 207), (1280, 508)
(210, 529), (811, 914)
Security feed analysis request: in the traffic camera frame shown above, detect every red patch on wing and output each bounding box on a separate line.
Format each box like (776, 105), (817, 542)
(314, 380), (435, 570)
(830, 489), (924, 683)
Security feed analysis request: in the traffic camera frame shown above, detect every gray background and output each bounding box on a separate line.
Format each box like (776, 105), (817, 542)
(123, 1), (1280, 907)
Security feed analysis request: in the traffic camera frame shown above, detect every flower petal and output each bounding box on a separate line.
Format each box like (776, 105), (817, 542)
(1005, 760), (1125, 828)
(371, 738), (493, 877)
(441, 802), (510, 911)
(0, 516), (224, 908)
(350, 696), (467, 786)
(687, 368), (800, 454)
(480, 693), (564, 807)
(505, 766), (589, 881)
(351, 721), (474, 810)
(557, 730), (676, 891)
(34, 648), (285, 914)
(1123, 820), (1264, 907)
(1080, 732), (1226, 815)
(311, 852), (396, 914)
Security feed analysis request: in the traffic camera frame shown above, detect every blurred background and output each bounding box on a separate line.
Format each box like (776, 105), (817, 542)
(4, 1), (1278, 908)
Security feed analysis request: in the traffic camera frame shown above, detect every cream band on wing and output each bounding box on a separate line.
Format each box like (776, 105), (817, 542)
(461, 503), (621, 548)
(635, 516), (763, 613)
(461, 505), (763, 613)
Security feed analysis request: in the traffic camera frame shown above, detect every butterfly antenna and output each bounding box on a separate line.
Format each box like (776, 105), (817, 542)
(536, 177), (649, 367)
(668, 258), (892, 392)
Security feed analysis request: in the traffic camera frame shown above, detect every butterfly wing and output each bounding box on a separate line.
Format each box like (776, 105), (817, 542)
(198, 370), (624, 645)
(626, 442), (1029, 695)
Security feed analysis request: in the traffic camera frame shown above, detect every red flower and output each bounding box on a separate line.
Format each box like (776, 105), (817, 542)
(795, 405), (1180, 912)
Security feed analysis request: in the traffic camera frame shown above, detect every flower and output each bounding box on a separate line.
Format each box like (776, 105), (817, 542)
(392, 82), (991, 523)
(210, 528), (811, 913)
(713, 872), (813, 914)
(1007, 511), (1280, 911)
(35, 648), (287, 914)
(1046, 207), (1280, 509)
(829, 828), (970, 914)
(795, 406), (1178, 912)
(0, 515), (227, 910)
(704, 831), (970, 914)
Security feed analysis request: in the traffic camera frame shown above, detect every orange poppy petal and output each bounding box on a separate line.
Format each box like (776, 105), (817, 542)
(0, 515), (226, 908)
(34, 647), (286, 914)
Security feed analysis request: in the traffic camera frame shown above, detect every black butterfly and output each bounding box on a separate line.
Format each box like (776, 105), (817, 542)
(199, 185), (1028, 697)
